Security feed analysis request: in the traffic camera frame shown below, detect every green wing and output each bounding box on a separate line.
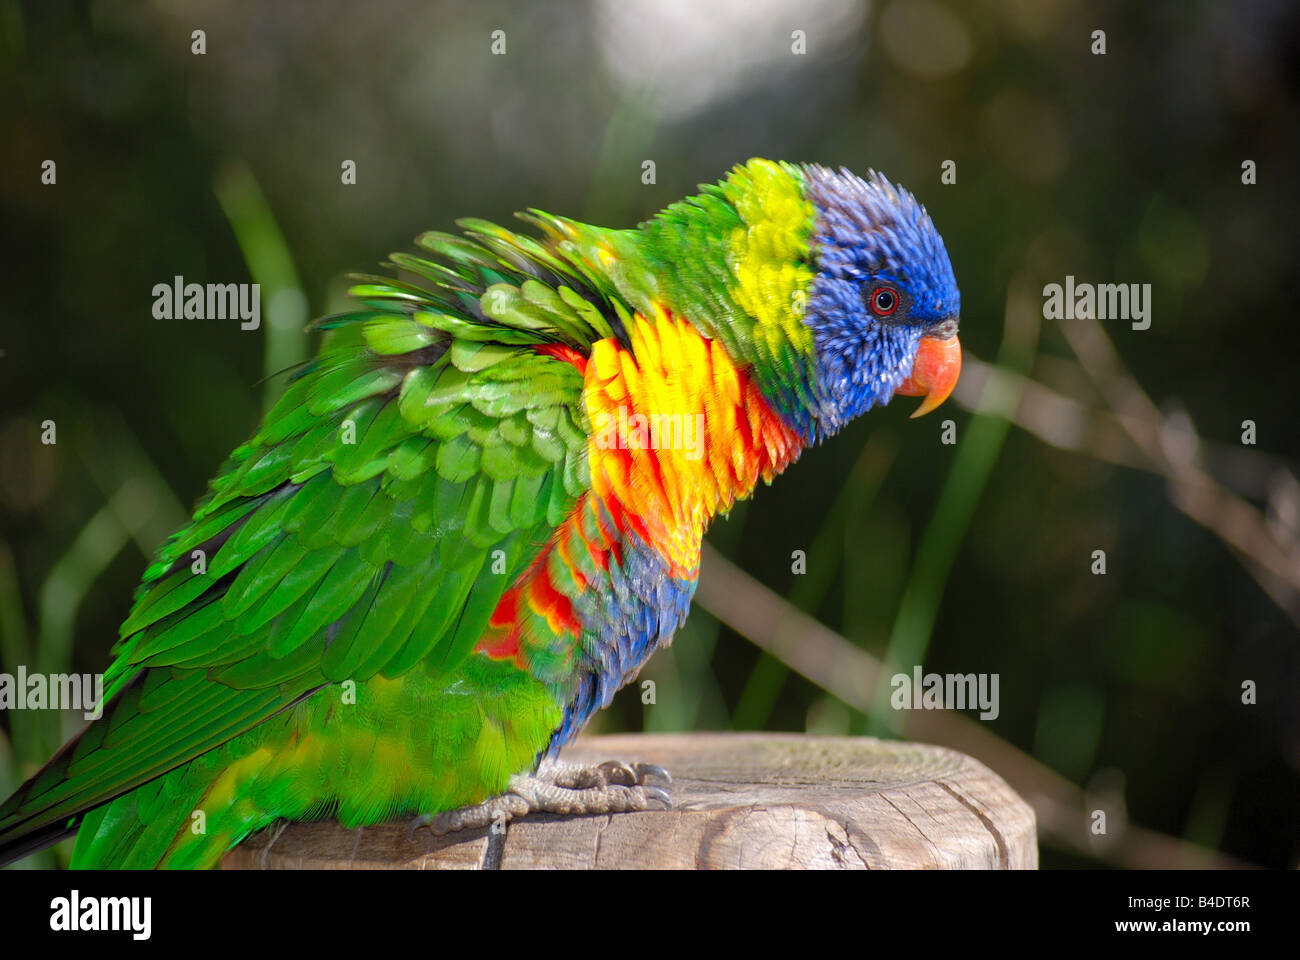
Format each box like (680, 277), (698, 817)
(0, 216), (629, 853)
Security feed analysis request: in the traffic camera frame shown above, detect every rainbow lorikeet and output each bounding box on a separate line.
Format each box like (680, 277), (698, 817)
(0, 158), (960, 868)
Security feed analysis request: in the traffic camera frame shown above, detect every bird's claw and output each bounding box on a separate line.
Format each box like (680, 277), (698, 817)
(408, 758), (673, 839)
(642, 785), (672, 808)
(578, 759), (672, 788)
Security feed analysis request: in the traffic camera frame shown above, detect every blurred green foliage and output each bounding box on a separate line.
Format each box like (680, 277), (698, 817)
(0, 0), (1297, 868)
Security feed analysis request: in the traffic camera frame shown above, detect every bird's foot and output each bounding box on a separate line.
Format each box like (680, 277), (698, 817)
(409, 759), (672, 837)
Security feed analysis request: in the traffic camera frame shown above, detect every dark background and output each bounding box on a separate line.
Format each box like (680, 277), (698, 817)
(1, 0), (1297, 868)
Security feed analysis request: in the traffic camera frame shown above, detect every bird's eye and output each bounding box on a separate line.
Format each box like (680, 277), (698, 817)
(868, 286), (899, 317)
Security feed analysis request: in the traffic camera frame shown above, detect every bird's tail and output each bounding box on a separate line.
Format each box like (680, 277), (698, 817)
(0, 670), (153, 868)
(0, 729), (99, 867)
(0, 816), (79, 867)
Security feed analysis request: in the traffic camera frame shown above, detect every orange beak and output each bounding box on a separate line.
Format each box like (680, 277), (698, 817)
(895, 333), (961, 418)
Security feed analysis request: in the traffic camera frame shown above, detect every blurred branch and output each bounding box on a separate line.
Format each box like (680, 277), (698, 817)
(957, 354), (1294, 499)
(952, 316), (1300, 629)
(953, 356), (1147, 470)
(1060, 314), (1300, 623)
(695, 540), (1253, 869)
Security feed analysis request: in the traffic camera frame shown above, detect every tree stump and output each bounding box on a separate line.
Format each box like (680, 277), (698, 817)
(221, 733), (1037, 869)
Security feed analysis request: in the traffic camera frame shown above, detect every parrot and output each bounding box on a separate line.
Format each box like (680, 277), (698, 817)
(0, 158), (960, 868)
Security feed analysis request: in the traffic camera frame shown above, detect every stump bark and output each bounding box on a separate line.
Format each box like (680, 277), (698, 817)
(221, 733), (1037, 869)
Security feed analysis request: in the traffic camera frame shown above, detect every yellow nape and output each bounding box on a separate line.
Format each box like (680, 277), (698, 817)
(722, 159), (817, 358)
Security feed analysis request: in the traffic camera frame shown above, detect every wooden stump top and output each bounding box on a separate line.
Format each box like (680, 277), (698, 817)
(222, 733), (1037, 869)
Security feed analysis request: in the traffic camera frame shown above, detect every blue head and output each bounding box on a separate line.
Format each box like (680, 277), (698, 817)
(800, 164), (962, 436)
